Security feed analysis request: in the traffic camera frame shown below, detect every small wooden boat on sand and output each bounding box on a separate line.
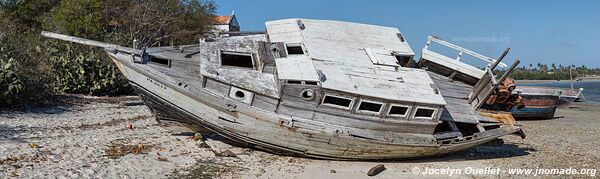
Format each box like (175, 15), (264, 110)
(510, 94), (560, 119)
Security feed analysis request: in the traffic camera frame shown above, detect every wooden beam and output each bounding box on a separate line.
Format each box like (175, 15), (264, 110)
(497, 59), (520, 83)
(41, 31), (140, 55)
(489, 48), (510, 71)
(428, 36), (507, 68)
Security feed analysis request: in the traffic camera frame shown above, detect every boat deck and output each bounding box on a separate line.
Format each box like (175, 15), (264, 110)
(428, 71), (496, 124)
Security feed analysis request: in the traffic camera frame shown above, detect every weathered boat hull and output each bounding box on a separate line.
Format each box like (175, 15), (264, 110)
(510, 94), (559, 120)
(515, 86), (584, 106)
(109, 52), (523, 160)
(510, 106), (557, 120)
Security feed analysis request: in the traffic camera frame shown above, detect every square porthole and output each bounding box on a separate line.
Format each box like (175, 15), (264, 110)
(321, 94), (354, 110)
(220, 51), (255, 69)
(356, 100), (383, 115)
(387, 104), (411, 118)
(285, 43), (304, 55)
(414, 107), (437, 120)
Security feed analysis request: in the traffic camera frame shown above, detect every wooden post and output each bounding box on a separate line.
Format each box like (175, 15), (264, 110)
(489, 48), (510, 71)
(41, 31), (141, 55)
(497, 59), (521, 83)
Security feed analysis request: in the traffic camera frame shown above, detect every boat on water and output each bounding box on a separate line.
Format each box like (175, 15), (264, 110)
(42, 18), (525, 160)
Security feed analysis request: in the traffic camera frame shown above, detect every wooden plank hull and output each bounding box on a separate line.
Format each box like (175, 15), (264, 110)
(515, 86), (584, 105)
(108, 52), (524, 160)
(510, 106), (557, 120)
(520, 94), (560, 106)
(510, 94), (558, 119)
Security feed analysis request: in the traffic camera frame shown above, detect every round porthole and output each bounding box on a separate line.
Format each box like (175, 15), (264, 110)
(235, 91), (246, 99)
(300, 89), (315, 100)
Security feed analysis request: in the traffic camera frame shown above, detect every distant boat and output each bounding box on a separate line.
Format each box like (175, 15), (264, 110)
(515, 86), (584, 106)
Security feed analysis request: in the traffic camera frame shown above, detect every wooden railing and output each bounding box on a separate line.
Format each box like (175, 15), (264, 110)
(424, 36), (508, 68)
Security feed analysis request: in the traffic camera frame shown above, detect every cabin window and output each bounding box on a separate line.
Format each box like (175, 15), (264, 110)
(388, 105), (410, 117)
(286, 44), (304, 55)
(220, 51), (254, 68)
(357, 100), (383, 114)
(149, 57), (171, 67)
(304, 81), (318, 85)
(414, 107), (436, 119)
(287, 80), (302, 84)
(394, 55), (411, 67)
(321, 95), (353, 110)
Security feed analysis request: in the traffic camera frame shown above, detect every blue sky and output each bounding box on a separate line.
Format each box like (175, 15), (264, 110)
(214, 0), (600, 68)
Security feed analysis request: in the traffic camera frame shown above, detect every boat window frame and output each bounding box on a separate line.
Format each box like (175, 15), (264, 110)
(285, 43), (305, 55)
(286, 80), (303, 84)
(320, 94), (355, 110)
(387, 104), (411, 118)
(413, 107), (437, 120)
(148, 56), (172, 68)
(285, 80), (320, 86)
(219, 50), (257, 70)
(356, 99), (384, 115)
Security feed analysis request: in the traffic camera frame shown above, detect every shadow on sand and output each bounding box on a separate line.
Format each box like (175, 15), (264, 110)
(0, 124), (31, 144)
(407, 143), (535, 163)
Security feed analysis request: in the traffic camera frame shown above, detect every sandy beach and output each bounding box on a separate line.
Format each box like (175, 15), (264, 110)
(1, 95), (598, 178)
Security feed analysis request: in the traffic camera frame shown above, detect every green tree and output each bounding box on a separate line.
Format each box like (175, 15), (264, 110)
(50, 0), (106, 40)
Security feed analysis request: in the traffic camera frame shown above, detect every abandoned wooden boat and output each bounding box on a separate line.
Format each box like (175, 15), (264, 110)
(42, 18), (525, 160)
(510, 94), (559, 119)
(515, 86), (584, 106)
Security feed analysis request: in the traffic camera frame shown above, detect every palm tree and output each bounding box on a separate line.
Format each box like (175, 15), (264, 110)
(529, 64), (533, 70)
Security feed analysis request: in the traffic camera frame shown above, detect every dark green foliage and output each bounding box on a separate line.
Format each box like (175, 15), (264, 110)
(0, 5), (56, 108)
(50, 0), (106, 40)
(0, 57), (23, 106)
(0, 0), (215, 108)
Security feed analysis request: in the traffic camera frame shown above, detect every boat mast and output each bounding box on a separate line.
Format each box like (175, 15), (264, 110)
(569, 67), (574, 89)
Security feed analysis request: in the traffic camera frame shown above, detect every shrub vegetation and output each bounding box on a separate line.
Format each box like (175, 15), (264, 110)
(0, 0), (215, 108)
